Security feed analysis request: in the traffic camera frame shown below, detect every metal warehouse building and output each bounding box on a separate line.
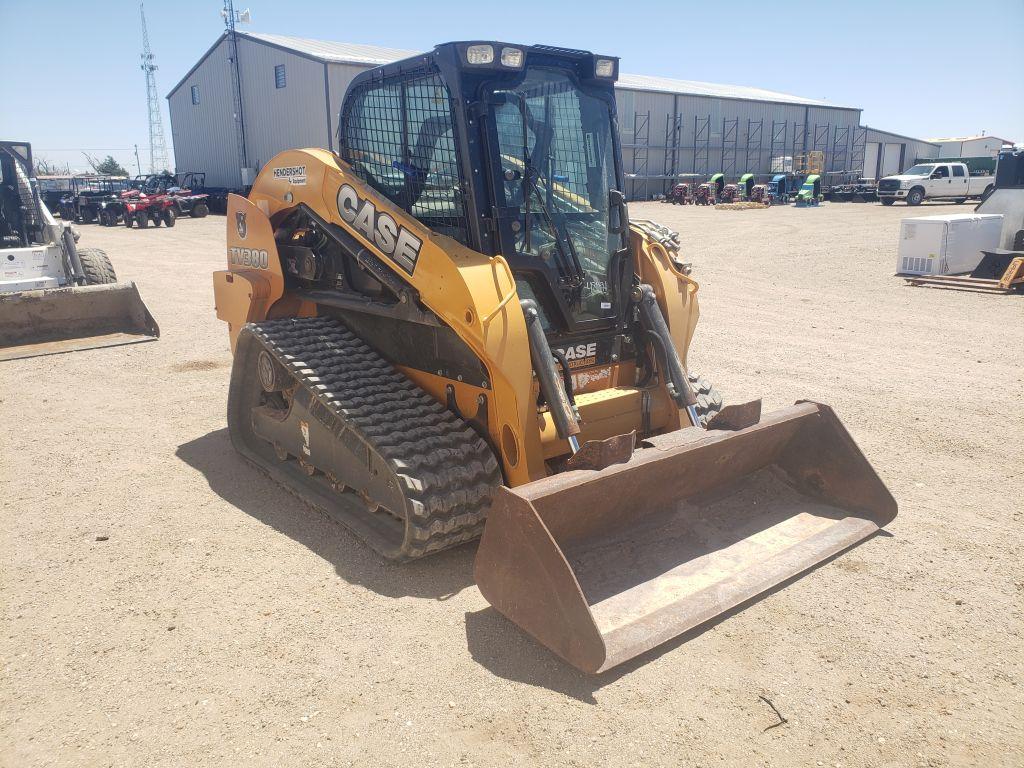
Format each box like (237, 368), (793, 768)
(168, 32), (901, 198)
(862, 127), (940, 180)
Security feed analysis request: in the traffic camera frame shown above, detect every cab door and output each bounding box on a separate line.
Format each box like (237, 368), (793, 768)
(930, 164), (952, 196)
(951, 164), (969, 197)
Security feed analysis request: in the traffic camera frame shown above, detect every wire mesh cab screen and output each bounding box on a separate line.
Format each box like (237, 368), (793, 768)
(340, 71), (469, 246)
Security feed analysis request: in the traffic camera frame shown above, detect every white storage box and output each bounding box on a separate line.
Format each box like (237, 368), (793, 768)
(897, 214), (1003, 275)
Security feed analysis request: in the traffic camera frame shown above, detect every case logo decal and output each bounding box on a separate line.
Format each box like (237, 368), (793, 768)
(235, 211), (247, 239)
(336, 183), (421, 274)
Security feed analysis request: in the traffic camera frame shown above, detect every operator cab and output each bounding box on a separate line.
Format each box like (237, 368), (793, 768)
(338, 42), (628, 337)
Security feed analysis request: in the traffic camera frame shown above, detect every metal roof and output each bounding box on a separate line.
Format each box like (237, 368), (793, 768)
(615, 72), (849, 108)
(926, 134), (1013, 144)
(169, 32), (855, 109)
(241, 32), (418, 66)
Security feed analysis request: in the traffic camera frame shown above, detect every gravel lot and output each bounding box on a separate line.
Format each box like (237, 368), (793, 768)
(2, 200), (1021, 767)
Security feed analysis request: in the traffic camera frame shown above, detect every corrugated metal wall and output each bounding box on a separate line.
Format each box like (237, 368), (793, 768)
(237, 38), (332, 174)
(864, 128), (939, 178)
(168, 39), (240, 188)
(617, 88), (862, 199)
(169, 37), (868, 196)
(326, 63), (377, 152)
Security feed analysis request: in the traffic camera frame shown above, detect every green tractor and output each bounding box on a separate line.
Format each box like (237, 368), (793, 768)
(795, 174), (822, 207)
(738, 173), (755, 201)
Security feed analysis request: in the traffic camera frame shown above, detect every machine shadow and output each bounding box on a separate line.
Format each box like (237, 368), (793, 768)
(175, 428), (476, 600)
(464, 529), (893, 704)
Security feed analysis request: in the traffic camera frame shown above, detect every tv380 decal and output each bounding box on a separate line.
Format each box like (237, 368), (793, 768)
(336, 184), (422, 275)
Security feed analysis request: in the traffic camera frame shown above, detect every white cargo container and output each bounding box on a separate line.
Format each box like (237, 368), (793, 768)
(896, 214), (1003, 275)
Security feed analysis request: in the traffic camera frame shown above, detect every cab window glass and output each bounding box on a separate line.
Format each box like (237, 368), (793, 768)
(952, 165), (965, 177)
(340, 72), (469, 246)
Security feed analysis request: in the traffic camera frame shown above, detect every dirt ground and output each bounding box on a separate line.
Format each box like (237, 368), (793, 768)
(2, 200), (1021, 767)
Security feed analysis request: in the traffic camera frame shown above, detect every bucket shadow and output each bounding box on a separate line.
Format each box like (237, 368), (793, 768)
(175, 428), (475, 600)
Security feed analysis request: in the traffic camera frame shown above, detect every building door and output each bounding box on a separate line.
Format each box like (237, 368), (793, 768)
(881, 143), (902, 176)
(864, 143), (880, 179)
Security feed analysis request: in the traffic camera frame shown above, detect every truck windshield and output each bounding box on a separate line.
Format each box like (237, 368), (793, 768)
(489, 68), (619, 323)
(903, 165), (935, 176)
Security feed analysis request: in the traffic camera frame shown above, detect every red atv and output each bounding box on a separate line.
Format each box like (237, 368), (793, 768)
(749, 183), (772, 206)
(719, 183), (740, 203)
(693, 183), (715, 205)
(667, 183), (693, 205)
(121, 190), (177, 228)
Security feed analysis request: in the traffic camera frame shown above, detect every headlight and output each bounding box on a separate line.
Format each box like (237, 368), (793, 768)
(595, 58), (615, 77)
(500, 47), (523, 68)
(466, 44), (494, 65)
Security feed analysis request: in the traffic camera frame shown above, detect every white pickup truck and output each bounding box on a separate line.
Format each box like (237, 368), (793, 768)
(877, 162), (994, 206)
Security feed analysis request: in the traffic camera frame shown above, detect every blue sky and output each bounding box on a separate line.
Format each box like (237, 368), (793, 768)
(1, 0), (1020, 174)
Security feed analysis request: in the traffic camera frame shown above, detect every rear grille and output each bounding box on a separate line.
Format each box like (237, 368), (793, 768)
(901, 256), (932, 274)
(878, 179), (901, 192)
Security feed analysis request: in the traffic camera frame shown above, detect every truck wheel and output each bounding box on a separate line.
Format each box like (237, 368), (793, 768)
(136, 211), (149, 228)
(162, 209), (176, 227)
(190, 202), (209, 218)
(689, 373), (723, 427)
(906, 188), (924, 206)
(77, 248), (117, 285)
(880, 198), (895, 206)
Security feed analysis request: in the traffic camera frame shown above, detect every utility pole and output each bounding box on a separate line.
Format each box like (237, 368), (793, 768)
(222, 0), (252, 182)
(139, 2), (170, 173)
(134, 144), (142, 176)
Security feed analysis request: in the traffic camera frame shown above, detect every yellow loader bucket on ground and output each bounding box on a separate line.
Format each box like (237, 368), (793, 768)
(0, 282), (159, 362)
(475, 402), (896, 674)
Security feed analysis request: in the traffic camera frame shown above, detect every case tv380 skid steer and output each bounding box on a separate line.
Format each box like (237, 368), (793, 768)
(0, 141), (158, 360)
(213, 43), (896, 674)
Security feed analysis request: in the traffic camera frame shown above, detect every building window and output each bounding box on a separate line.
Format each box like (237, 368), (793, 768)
(190, 85), (200, 105)
(274, 64), (286, 89)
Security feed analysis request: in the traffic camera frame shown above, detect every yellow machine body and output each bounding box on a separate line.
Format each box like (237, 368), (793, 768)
(214, 149), (697, 485)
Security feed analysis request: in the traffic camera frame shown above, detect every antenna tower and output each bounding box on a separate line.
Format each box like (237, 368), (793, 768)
(140, 2), (170, 173)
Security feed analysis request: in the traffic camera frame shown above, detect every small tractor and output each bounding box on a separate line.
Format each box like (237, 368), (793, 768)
(0, 140), (158, 359)
(795, 174), (823, 206)
(749, 183), (771, 205)
(667, 182), (693, 204)
(210, 42), (895, 674)
(737, 173), (755, 201)
(694, 173), (724, 205)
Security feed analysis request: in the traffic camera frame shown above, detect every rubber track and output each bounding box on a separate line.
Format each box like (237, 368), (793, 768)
(249, 317), (502, 558)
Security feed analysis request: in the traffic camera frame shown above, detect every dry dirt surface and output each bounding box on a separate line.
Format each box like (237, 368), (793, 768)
(2, 201), (1022, 767)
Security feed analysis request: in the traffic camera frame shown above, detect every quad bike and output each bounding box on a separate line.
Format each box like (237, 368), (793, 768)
(0, 141), (158, 359)
(122, 191), (177, 228)
(212, 42), (895, 674)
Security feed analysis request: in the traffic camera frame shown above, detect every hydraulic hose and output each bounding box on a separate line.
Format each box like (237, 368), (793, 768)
(634, 283), (703, 428)
(521, 299), (581, 452)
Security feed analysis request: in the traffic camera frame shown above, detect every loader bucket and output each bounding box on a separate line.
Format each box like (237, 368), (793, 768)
(0, 282), (159, 362)
(475, 401), (896, 674)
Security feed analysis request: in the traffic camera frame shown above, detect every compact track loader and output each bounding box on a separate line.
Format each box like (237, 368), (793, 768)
(213, 42), (896, 673)
(0, 141), (158, 360)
